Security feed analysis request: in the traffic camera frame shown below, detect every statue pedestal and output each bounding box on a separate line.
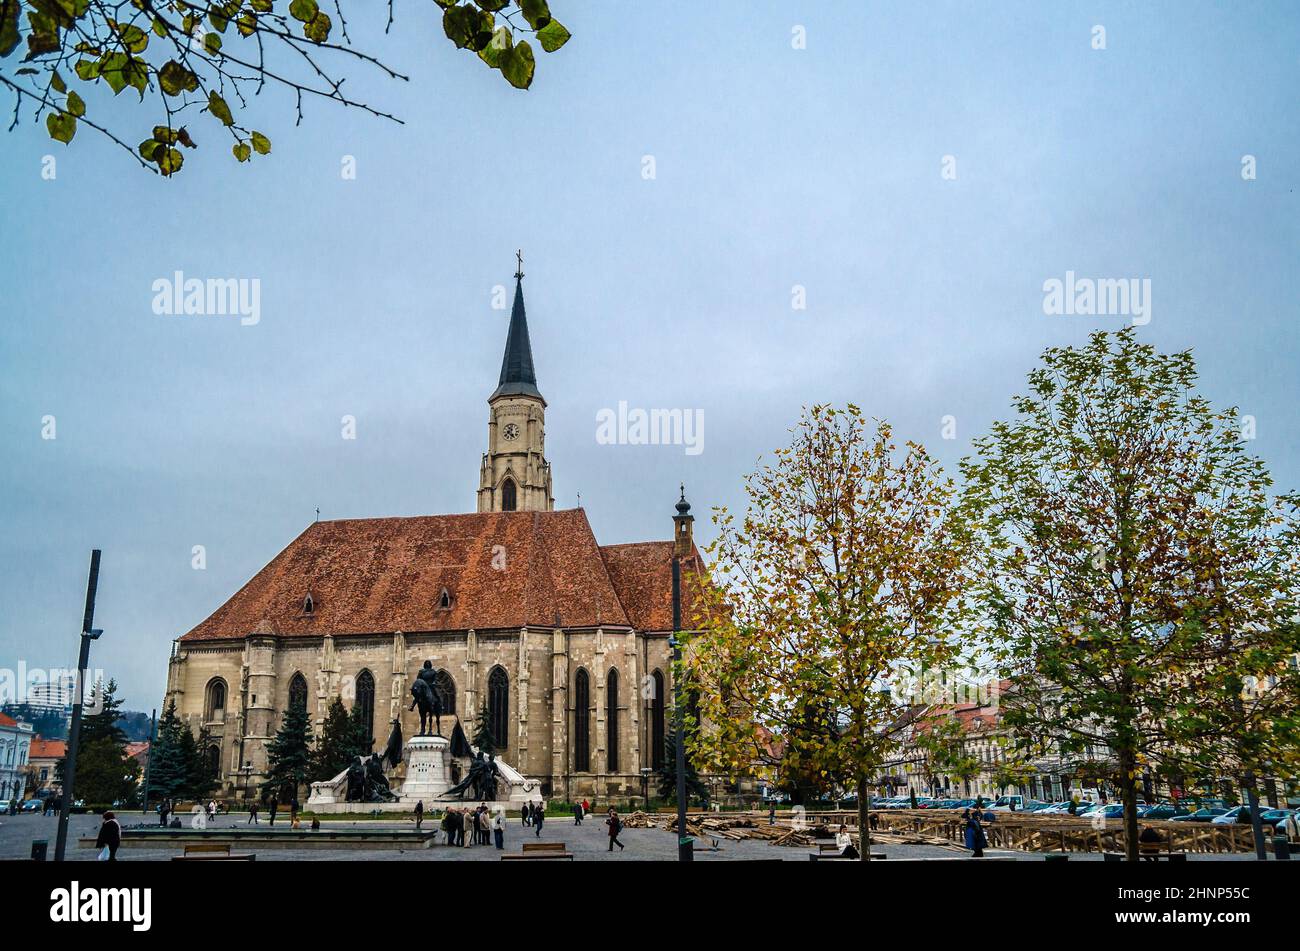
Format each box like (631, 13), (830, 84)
(400, 734), (451, 805)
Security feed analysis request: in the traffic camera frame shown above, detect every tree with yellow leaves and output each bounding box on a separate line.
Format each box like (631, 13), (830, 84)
(686, 404), (975, 860)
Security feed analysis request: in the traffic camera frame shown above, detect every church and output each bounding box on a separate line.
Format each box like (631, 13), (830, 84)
(163, 264), (706, 803)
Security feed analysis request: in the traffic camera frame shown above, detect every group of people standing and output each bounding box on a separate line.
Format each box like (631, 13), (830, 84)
(441, 803), (505, 848)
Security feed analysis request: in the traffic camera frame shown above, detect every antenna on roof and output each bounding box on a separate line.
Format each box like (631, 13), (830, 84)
(315, 507), (320, 522)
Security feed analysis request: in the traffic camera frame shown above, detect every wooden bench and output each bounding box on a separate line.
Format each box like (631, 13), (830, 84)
(500, 841), (573, 860)
(171, 844), (256, 862)
(1138, 842), (1187, 862)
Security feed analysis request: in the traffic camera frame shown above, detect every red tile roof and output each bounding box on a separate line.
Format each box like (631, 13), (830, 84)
(0, 712), (17, 728)
(600, 542), (707, 631)
(29, 738), (66, 759)
(181, 510), (705, 641)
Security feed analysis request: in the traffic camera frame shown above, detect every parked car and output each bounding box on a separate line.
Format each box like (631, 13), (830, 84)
(20, 799), (43, 812)
(1169, 808), (1228, 823)
(1212, 806), (1296, 826)
(1141, 803), (1191, 821)
(988, 796), (1047, 812)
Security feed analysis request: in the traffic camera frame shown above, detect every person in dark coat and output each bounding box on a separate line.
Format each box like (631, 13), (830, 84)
(96, 811), (122, 862)
(414, 800), (424, 831)
(533, 801), (544, 837)
(522, 802), (531, 827)
(606, 807), (625, 852)
(158, 798), (170, 827)
(289, 796), (299, 826)
(268, 795), (278, 827)
(964, 810), (987, 857)
(574, 801), (584, 825)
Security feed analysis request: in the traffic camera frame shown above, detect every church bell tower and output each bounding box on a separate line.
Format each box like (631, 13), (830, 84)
(478, 253), (554, 513)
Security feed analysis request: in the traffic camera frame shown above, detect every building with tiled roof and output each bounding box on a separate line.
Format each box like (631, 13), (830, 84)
(165, 265), (707, 801)
(28, 736), (65, 793)
(0, 712), (34, 803)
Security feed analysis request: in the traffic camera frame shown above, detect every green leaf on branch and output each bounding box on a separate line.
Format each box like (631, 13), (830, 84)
(536, 19), (569, 52)
(101, 52), (129, 94)
(519, 0), (550, 30)
(159, 59), (198, 96)
(46, 111), (76, 143)
(289, 0), (318, 23)
(499, 38), (535, 89)
(477, 26), (511, 68)
(443, 3), (493, 51)
(204, 31), (222, 54)
(65, 89), (85, 116)
(233, 140), (251, 162)
(250, 130), (271, 154)
(207, 90), (233, 126)
(158, 147), (183, 175)
(303, 11), (331, 43)
(0, 0), (22, 59)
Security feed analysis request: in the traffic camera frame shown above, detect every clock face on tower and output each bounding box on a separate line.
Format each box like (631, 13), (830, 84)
(502, 423), (520, 441)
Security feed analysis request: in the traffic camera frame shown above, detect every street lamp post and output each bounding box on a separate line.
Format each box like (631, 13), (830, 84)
(54, 549), (102, 862)
(671, 541), (692, 861)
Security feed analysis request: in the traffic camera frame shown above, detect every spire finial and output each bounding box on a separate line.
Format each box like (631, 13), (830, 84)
(514, 249), (524, 281)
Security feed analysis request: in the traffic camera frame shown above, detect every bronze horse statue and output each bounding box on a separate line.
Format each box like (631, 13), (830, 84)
(410, 660), (445, 736)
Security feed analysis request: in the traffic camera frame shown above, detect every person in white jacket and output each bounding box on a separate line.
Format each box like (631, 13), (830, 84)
(492, 809), (506, 849)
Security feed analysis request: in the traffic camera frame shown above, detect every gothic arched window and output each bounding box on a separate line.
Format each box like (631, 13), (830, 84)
(650, 669), (666, 769)
(606, 668), (619, 773)
(434, 669), (456, 716)
(288, 673), (308, 714)
(501, 478), (517, 512)
(574, 667), (590, 772)
(204, 678), (227, 722)
(355, 669), (376, 749)
(206, 744), (222, 778)
(488, 666), (509, 750)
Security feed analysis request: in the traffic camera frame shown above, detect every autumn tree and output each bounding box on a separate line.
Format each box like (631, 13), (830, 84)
(688, 405), (975, 860)
(961, 329), (1300, 860)
(1, 0), (571, 174)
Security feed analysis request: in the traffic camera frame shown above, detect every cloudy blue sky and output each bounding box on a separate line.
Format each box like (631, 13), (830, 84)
(1, 0), (1297, 711)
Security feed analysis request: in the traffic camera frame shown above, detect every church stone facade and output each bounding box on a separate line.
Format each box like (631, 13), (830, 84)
(164, 270), (705, 803)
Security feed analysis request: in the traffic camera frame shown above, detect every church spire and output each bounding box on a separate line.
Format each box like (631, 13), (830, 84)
(491, 250), (543, 403)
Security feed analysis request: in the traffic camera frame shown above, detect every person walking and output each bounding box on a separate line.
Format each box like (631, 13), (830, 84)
(414, 800), (424, 831)
(574, 801), (584, 825)
(964, 809), (987, 858)
(268, 794), (279, 827)
(247, 800), (259, 824)
(95, 811), (122, 862)
(289, 796), (299, 826)
(492, 810), (505, 850)
(533, 801), (545, 837)
(1283, 809), (1300, 846)
(606, 807), (625, 852)
(768, 802), (776, 825)
(522, 802), (531, 827)
(158, 798), (170, 828)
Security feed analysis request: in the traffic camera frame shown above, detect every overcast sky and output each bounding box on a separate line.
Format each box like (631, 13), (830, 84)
(2, 0), (1297, 712)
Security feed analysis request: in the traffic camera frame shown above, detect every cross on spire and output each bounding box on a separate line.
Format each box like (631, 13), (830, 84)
(514, 248), (524, 281)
